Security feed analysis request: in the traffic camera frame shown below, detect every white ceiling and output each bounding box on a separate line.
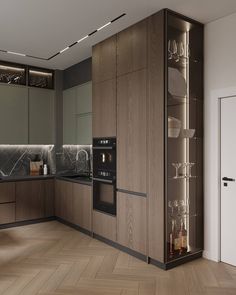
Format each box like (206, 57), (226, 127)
(1, 0), (236, 70)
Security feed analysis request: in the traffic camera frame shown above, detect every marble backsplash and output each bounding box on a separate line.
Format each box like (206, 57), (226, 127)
(0, 145), (92, 177)
(0, 145), (56, 176)
(56, 145), (92, 176)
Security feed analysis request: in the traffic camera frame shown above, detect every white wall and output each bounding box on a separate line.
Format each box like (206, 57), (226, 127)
(205, 12), (236, 261)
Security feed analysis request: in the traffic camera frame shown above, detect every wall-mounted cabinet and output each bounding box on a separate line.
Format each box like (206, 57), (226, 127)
(0, 84), (55, 145)
(29, 88), (55, 144)
(0, 85), (28, 144)
(63, 81), (92, 145)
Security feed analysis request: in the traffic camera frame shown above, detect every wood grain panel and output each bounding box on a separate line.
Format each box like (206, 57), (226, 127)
(0, 203), (15, 224)
(44, 179), (55, 217)
(93, 79), (116, 137)
(117, 192), (147, 255)
(72, 183), (92, 231)
(0, 182), (15, 203)
(92, 35), (116, 83)
(117, 69), (147, 194)
(15, 181), (45, 221)
(117, 20), (147, 76)
(55, 180), (73, 223)
(147, 11), (165, 262)
(93, 210), (116, 242)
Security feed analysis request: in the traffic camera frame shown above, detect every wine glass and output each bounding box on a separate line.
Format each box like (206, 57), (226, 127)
(188, 162), (195, 177)
(172, 163), (182, 178)
(168, 200), (174, 216)
(173, 40), (179, 62)
(168, 40), (173, 60)
(173, 200), (179, 216)
(178, 200), (186, 216)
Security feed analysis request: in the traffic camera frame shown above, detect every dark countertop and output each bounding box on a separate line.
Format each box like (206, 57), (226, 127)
(0, 174), (92, 186)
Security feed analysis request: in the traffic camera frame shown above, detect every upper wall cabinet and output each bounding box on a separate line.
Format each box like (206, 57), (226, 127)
(117, 20), (147, 76)
(93, 79), (116, 138)
(63, 82), (92, 145)
(0, 85), (28, 144)
(92, 36), (117, 83)
(29, 88), (55, 144)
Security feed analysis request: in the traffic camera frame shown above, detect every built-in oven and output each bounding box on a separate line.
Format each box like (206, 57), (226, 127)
(93, 137), (116, 215)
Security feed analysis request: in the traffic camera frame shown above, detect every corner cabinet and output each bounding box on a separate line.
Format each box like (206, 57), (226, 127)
(148, 10), (203, 269)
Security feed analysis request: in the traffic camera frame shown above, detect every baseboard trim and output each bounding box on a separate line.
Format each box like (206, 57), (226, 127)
(0, 216), (56, 230)
(93, 233), (147, 262)
(56, 217), (92, 237)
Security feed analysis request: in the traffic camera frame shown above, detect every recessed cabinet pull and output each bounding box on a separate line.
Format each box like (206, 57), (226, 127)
(222, 177), (235, 182)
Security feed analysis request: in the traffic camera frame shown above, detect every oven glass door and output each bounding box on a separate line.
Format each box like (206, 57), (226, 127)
(93, 180), (116, 215)
(93, 149), (116, 172)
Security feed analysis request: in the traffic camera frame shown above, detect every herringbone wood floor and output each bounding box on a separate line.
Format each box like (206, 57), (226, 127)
(0, 221), (236, 295)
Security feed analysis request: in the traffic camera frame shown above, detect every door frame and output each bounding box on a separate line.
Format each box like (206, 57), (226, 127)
(204, 86), (236, 262)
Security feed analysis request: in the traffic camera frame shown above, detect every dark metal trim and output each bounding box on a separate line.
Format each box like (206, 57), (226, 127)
(116, 188), (147, 198)
(0, 216), (56, 230)
(93, 233), (147, 262)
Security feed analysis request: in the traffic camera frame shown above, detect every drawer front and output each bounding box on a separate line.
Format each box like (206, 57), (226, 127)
(0, 182), (15, 203)
(0, 203), (15, 224)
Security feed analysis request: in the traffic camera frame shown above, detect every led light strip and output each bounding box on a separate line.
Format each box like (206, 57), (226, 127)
(0, 13), (126, 61)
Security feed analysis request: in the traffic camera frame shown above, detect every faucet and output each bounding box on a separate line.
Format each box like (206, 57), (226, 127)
(75, 149), (91, 176)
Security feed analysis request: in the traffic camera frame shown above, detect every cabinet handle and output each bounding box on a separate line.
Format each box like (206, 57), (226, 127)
(222, 177), (235, 182)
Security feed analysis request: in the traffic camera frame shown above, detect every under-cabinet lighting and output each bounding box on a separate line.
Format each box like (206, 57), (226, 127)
(0, 13), (126, 61)
(7, 51), (26, 57)
(97, 22), (111, 31)
(60, 47), (69, 54)
(29, 70), (53, 76)
(77, 35), (89, 43)
(0, 65), (24, 71)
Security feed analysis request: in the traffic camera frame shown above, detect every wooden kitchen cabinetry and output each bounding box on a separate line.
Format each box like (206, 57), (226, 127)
(55, 180), (92, 231)
(117, 192), (147, 254)
(93, 210), (117, 242)
(0, 182), (16, 224)
(92, 35), (116, 83)
(117, 69), (147, 194)
(16, 179), (54, 221)
(117, 20), (147, 76)
(92, 79), (116, 137)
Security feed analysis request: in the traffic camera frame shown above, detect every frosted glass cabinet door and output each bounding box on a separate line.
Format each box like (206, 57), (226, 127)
(0, 85), (28, 144)
(29, 88), (55, 144)
(76, 114), (92, 145)
(76, 82), (92, 114)
(63, 87), (76, 144)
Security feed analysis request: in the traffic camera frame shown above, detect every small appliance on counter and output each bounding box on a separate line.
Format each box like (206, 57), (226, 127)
(93, 137), (116, 215)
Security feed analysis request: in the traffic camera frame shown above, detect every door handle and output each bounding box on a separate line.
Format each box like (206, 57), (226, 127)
(222, 177), (235, 182)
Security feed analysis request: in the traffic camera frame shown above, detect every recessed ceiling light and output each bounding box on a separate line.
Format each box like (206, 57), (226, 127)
(0, 13), (126, 61)
(60, 47), (69, 54)
(7, 51), (26, 57)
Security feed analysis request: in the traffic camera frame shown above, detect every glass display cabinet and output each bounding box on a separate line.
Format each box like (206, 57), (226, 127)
(148, 9), (203, 269)
(0, 62), (26, 85)
(166, 12), (203, 263)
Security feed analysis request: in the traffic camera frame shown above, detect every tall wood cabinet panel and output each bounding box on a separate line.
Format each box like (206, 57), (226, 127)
(93, 210), (117, 242)
(72, 183), (92, 231)
(29, 88), (55, 144)
(92, 79), (116, 137)
(0, 85), (28, 144)
(63, 87), (76, 144)
(117, 192), (147, 254)
(117, 20), (147, 76)
(147, 10), (165, 263)
(55, 180), (73, 223)
(92, 36), (117, 83)
(117, 69), (147, 194)
(16, 181), (45, 221)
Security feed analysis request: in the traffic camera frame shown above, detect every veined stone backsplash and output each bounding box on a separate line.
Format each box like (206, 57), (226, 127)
(0, 145), (56, 176)
(56, 145), (92, 175)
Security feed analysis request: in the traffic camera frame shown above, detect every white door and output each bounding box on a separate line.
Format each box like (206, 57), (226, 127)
(221, 97), (236, 266)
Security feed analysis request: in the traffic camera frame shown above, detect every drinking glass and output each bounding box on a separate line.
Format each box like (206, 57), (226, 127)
(188, 162), (195, 177)
(168, 201), (174, 216)
(172, 163), (182, 178)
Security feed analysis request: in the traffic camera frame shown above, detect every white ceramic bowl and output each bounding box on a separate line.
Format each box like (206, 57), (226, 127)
(168, 127), (181, 138)
(180, 129), (195, 138)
